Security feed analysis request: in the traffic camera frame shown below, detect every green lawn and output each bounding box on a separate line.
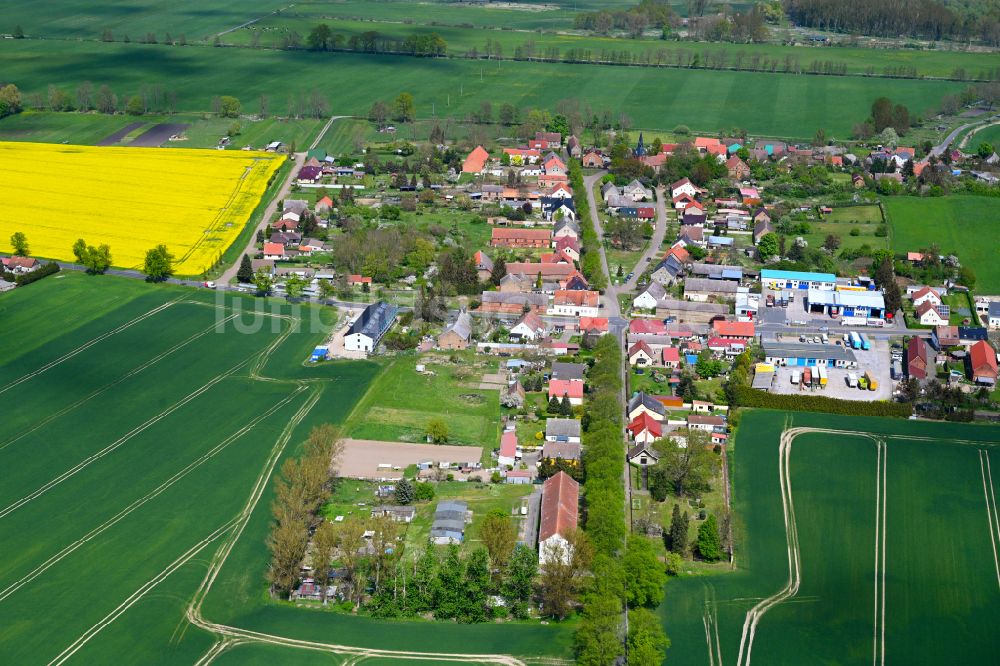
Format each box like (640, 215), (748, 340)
(660, 410), (1000, 664)
(885, 195), (1000, 293)
(0, 39), (965, 139)
(345, 352), (502, 448)
(965, 122), (1000, 153)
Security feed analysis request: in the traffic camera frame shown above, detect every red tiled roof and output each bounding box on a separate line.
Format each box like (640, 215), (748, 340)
(970, 340), (998, 377)
(578, 317), (609, 332)
(500, 431), (518, 457)
(539, 472), (579, 542)
(491, 228), (552, 241)
(462, 145), (490, 173)
(629, 340), (654, 358)
(505, 262), (576, 278)
(554, 290), (599, 307)
(549, 379), (584, 399)
(263, 242), (284, 255)
(713, 320), (755, 338)
(630, 319), (667, 335)
(662, 347), (680, 363)
(627, 412), (663, 438)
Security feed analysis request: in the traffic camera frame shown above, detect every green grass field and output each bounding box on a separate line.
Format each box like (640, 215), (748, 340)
(225, 13), (993, 80)
(0, 273), (379, 663)
(4, 0), (287, 41)
(885, 195), (1000, 293)
(966, 122), (1000, 152)
(344, 353), (502, 448)
(661, 410), (1000, 664)
(0, 274), (570, 663)
(0, 110), (324, 149)
(0, 39), (964, 138)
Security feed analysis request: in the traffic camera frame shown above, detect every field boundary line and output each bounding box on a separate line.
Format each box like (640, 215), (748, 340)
(736, 427), (876, 666)
(0, 298), (179, 396)
(0, 356), (253, 520)
(0, 386), (305, 604)
(0, 314), (238, 453)
(45, 519), (237, 666)
(979, 450), (1000, 591)
(184, 382), (537, 665)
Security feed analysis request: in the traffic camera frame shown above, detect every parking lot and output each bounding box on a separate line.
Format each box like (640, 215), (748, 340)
(769, 336), (894, 401)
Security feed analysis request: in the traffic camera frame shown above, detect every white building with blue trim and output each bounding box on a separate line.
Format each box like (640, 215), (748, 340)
(760, 269), (836, 291)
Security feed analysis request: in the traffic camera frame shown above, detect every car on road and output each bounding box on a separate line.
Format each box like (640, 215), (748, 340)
(203, 281), (216, 288)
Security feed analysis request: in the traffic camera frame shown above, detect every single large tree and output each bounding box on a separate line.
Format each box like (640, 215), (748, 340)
(9, 231), (29, 257)
(237, 254), (254, 283)
(142, 244), (175, 281)
(696, 514), (723, 562)
(627, 607), (670, 666)
(502, 544), (537, 618)
(393, 92), (415, 122)
(652, 429), (716, 498)
(480, 510), (517, 578)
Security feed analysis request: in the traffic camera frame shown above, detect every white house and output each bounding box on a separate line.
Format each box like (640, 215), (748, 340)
(510, 311), (546, 341)
(550, 290), (600, 318)
(988, 302), (1000, 330)
(911, 286), (942, 308)
(671, 177), (700, 200)
(545, 418), (581, 444)
(916, 302), (947, 326)
(344, 302), (398, 354)
(538, 472), (579, 566)
(498, 431), (518, 468)
(633, 282), (667, 310)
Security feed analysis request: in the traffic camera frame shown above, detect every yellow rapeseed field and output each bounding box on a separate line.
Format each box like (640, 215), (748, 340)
(0, 142), (284, 275)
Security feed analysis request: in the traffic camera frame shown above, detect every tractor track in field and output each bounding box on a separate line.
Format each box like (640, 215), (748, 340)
(0, 386), (306, 604)
(0, 314), (238, 453)
(0, 298), (180, 396)
(0, 355), (253, 521)
(979, 449), (1000, 591)
(872, 440), (887, 666)
(736, 426), (878, 666)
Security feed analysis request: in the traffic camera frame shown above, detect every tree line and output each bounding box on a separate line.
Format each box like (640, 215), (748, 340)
(303, 25), (447, 56)
(783, 0), (1000, 44)
(572, 336), (670, 665)
(568, 160), (608, 291)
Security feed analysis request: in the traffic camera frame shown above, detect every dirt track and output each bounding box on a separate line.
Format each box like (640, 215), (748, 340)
(340, 439), (483, 479)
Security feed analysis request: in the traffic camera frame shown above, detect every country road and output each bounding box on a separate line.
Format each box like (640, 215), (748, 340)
(218, 115), (349, 284)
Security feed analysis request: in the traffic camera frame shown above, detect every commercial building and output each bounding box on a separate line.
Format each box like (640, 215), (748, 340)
(806, 288), (886, 319)
(761, 341), (858, 368)
(760, 269), (836, 291)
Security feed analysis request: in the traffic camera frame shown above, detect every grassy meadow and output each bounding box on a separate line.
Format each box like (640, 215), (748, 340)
(885, 195), (1000, 293)
(344, 353), (502, 448)
(661, 410), (1000, 664)
(0, 39), (964, 139)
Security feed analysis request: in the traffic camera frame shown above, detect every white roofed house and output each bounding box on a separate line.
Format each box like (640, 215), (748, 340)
(344, 302), (398, 354)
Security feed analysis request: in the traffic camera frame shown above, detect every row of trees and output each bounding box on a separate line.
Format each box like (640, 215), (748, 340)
(267, 425), (344, 598)
(568, 160), (608, 291)
(783, 0), (1000, 44)
(572, 336), (669, 665)
(306, 24), (447, 56)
